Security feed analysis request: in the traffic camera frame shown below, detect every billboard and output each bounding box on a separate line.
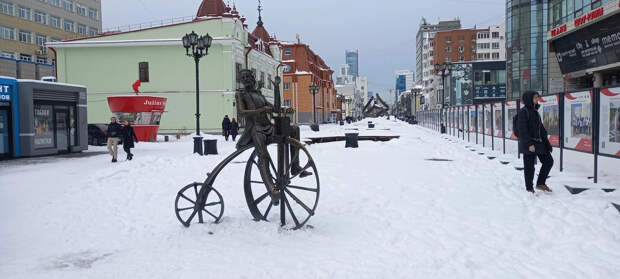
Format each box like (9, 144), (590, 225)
(599, 87), (620, 157)
(484, 104), (492, 136)
(505, 101), (518, 140)
(477, 106), (484, 134)
(469, 106), (476, 132)
(451, 63), (473, 105)
(493, 103), (503, 138)
(538, 94), (560, 147)
(564, 91), (593, 152)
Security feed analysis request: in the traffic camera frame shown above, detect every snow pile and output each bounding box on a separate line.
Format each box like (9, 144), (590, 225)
(0, 117), (619, 278)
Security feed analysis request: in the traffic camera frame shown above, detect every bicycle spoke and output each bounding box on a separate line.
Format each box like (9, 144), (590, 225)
(286, 184), (318, 193)
(254, 192), (269, 206)
(250, 180), (264, 184)
(202, 209), (218, 219)
(284, 197), (300, 227)
(193, 184), (199, 198)
(177, 206), (194, 211)
(284, 188), (314, 215)
(263, 202), (273, 219)
(205, 201), (221, 207)
(179, 194), (196, 204)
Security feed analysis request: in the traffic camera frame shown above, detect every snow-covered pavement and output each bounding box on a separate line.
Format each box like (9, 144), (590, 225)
(1, 118), (619, 278)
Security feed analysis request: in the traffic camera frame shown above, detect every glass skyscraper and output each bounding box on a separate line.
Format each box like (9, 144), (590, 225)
(506, 0), (549, 100)
(345, 50), (359, 78)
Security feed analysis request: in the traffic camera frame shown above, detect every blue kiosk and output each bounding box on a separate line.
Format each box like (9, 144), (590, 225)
(0, 76), (20, 158)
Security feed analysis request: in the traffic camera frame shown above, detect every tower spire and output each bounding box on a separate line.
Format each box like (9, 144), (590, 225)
(257, 0), (263, 27)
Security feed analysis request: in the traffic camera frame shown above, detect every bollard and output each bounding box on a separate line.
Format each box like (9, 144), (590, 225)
(368, 123), (375, 129)
(345, 133), (359, 148)
(204, 139), (218, 155)
(311, 124), (320, 132)
(340, 120), (344, 126)
(164, 135), (169, 142)
(194, 137), (204, 155)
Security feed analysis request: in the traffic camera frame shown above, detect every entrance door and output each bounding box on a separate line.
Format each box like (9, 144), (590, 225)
(55, 110), (69, 152)
(0, 108), (10, 157)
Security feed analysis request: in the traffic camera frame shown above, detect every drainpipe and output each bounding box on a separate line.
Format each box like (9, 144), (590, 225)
(49, 47), (58, 80)
(244, 46), (252, 68)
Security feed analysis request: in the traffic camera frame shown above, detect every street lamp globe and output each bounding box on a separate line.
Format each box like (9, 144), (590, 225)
(188, 31), (198, 47)
(434, 63), (440, 73)
(182, 34), (191, 50)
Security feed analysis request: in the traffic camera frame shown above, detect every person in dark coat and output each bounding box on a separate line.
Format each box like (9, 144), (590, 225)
(222, 115), (231, 141)
(121, 120), (139, 160)
(107, 117), (122, 163)
(518, 91), (553, 193)
(230, 117), (239, 142)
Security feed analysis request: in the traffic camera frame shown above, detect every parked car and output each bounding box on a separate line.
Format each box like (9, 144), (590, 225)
(88, 124), (108, 146)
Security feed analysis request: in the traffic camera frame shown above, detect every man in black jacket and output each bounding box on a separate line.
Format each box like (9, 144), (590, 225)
(107, 116), (122, 163)
(222, 115), (231, 141)
(518, 91), (553, 193)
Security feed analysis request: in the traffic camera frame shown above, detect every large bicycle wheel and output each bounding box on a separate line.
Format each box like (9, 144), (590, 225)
(244, 138), (320, 230)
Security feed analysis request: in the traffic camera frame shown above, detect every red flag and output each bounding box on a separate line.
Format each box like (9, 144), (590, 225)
(132, 80), (141, 94)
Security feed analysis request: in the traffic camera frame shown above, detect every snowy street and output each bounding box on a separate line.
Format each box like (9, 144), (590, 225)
(1, 118), (619, 278)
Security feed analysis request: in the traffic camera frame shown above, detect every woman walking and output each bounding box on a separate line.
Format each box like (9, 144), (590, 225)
(518, 91), (553, 193)
(122, 120), (139, 160)
(230, 117), (239, 142)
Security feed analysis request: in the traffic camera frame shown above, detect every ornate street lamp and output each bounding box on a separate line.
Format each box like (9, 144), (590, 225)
(309, 84), (320, 131)
(182, 31), (213, 155)
(434, 62), (452, 133)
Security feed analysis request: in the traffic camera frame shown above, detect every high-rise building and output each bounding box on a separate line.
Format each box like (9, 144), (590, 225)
(394, 70), (414, 99)
(475, 23), (506, 62)
(416, 18), (461, 107)
(345, 50), (359, 78)
(0, 0), (102, 78)
(506, 0), (548, 100)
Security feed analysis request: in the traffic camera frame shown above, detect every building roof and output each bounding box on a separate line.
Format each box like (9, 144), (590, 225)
(196, 0), (227, 17)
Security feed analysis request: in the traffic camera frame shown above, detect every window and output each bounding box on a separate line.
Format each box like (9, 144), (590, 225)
(445, 57), (452, 62)
(0, 25), (14, 40)
(478, 32), (489, 39)
(492, 42), (500, 49)
(20, 53), (32, 61)
(50, 15), (60, 28)
(458, 45), (464, 53)
(477, 43), (490, 49)
(63, 19), (74, 32)
(260, 72), (265, 86)
(284, 49), (291, 55)
(49, 0), (61, 7)
(19, 30), (32, 43)
(459, 56), (465, 62)
(251, 68), (256, 78)
(88, 27), (97, 37)
(445, 36), (452, 43)
(235, 62), (243, 85)
(1, 0), (13, 15)
(139, 62), (149, 82)
(1, 51), (14, 58)
(471, 34), (476, 41)
(284, 82), (290, 90)
(36, 56), (47, 63)
(64, 0), (73, 12)
(34, 11), (46, 24)
(18, 6), (30, 20)
(429, 51), (433, 57)
(492, 52), (500, 60)
(49, 37), (60, 42)
(445, 46), (451, 52)
(76, 5), (86, 16)
(267, 74), (272, 89)
(492, 32), (499, 39)
(36, 34), (46, 46)
(77, 24), (86, 35)
(88, 8), (97, 20)
(284, 99), (291, 106)
(458, 35), (464, 41)
(284, 65), (291, 72)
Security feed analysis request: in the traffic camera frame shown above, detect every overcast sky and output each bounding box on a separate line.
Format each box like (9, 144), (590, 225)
(102, 0), (505, 92)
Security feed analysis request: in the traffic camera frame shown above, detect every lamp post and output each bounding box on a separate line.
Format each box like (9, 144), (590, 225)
(434, 62), (452, 133)
(309, 84), (320, 131)
(182, 31), (213, 155)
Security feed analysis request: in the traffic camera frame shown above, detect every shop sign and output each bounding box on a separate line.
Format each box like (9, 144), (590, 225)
(0, 85), (10, 102)
(551, 24), (567, 37)
(574, 7), (604, 27)
(473, 84), (506, 99)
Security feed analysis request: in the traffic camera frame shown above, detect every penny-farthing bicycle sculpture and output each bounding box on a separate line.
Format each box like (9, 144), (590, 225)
(174, 72), (319, 230)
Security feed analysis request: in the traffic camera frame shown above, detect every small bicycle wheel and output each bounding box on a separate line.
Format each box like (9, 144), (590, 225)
(175, 182), (224, 227)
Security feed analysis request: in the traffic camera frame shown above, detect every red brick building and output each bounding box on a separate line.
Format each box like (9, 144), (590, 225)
(282, 41), (337, 124)
(433, 29), (483, 66)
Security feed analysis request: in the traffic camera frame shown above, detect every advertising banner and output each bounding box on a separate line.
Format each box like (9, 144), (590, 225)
(484, 104), (492, 136)
(477, 106), (484, 134)
(564, 91), (593, 152)
(451, 63), (473, 106)
(537, 94), (561, 146)
(599, 87), (620, 157)
(469, 106), (476, 132)
(493, 103), (503, 138)
(505, 101), (518, 140)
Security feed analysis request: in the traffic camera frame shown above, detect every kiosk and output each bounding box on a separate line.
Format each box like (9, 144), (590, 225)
(107, 96), (167, 142)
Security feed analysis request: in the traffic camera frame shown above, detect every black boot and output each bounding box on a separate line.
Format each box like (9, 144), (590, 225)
(292, 165), (312, 178)
(112, 158), (117, 163)
(258, 158), (280, 205)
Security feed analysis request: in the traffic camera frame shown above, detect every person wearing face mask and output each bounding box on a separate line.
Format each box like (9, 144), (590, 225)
(518, 91), (553, 193)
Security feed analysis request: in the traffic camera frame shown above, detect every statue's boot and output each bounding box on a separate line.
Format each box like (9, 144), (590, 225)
(290, 145), (312, 178)
(258, 157), (280, 206)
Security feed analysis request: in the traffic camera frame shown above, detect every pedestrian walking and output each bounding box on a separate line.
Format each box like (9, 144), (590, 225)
(107, 116), (122, 163)
(230, 117), (239, 142)
(518, 91), (553, 193)
(222, 115), (231, 141)
(121, 120), (139, 160)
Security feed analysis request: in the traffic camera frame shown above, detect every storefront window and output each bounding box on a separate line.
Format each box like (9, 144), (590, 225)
(151, 112), (162, 125)
(69, 106), (76, 146)
(34, 104), (54, 148)
(114, 112), (162, 125)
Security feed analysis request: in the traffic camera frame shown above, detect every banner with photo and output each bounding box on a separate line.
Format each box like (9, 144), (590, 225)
(477, 106), (484, 134)
(599, 87), (620, 157)
(484, 104), (492, 136)
(493, 103), (503, 138)
(564, 91), (593, 152)
(505, 101), (518, 140)
(537, 94), (560, 146)
(469, 106), (476, 132)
